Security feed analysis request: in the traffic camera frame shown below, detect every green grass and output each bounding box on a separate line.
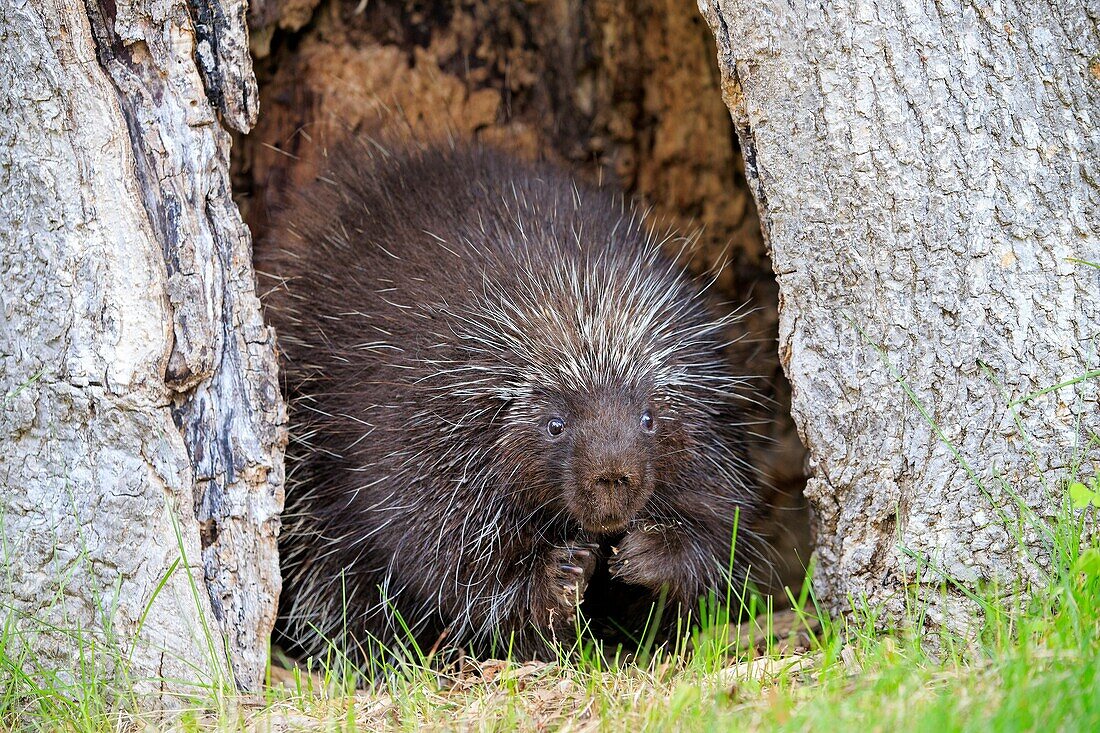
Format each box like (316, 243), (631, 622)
(2, 361), (1098, 730)
(3, 466), (1097, 732)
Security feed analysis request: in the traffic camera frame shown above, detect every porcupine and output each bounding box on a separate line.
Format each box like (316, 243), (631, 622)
(257, 140), (769, 669)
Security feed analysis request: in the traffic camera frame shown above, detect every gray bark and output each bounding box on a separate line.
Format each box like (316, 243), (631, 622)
(0, 0), (283, 696)
(700, 1), (1099, 631)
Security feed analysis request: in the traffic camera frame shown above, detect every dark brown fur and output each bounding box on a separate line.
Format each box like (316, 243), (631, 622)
(257, 140), (768, 669)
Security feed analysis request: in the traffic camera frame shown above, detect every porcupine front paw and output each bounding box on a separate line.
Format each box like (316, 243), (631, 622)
(608, 523), (691, 601)
(532, 543), (599, 630)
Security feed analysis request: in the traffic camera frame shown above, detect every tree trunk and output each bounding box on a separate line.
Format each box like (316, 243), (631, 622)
(0, 0), (283, 696)
(700, 0), (1100, 631)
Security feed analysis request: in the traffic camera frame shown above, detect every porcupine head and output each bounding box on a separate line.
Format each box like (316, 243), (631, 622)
(421, 208), (745, 543)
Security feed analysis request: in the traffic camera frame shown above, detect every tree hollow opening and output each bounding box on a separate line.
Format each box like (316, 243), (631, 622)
(233, 0), (812, 634)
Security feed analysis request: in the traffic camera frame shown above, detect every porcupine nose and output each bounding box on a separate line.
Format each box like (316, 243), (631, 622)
(593, 473), (633, 493)
(583, 464), (641, 533)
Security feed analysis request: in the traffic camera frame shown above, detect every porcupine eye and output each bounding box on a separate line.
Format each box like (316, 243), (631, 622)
(546, 417), (566, 437)
(640, 409), (656, 433)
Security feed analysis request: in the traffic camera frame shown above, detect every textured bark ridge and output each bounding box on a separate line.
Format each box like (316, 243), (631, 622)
(0, 0), (283, 694)
(701, 1), (1100, 630)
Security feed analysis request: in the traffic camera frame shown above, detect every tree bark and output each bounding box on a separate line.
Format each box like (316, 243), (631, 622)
(700, 0), (1100, 631)
(0, 0), (283, 696)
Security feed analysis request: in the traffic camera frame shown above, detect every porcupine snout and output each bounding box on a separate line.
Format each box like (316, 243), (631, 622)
(571, 411), (656, 535)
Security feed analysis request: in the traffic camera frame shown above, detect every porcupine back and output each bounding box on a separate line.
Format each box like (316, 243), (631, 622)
(257, 140), (768, 667)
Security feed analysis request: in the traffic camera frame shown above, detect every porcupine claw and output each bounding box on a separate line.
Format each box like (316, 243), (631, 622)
(545, 544), (598, 617)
